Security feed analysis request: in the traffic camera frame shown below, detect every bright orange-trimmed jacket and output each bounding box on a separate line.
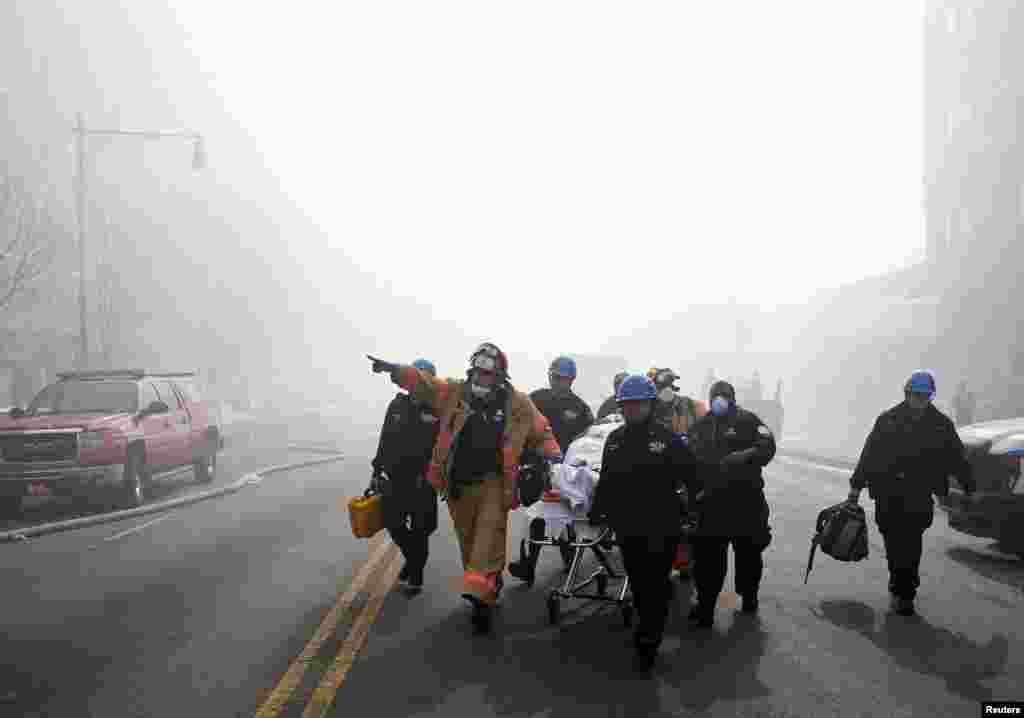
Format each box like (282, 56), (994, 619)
(392, 366), (562, 509)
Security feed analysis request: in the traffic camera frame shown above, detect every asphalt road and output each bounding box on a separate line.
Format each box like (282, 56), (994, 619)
(0, 421), (371, 718)
(2, 443), (1022, 717)
(329, 456), (1024, 718)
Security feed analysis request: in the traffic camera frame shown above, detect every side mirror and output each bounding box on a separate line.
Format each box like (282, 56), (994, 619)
(140, 400), (169, 417)
(7, 407), (24, 419)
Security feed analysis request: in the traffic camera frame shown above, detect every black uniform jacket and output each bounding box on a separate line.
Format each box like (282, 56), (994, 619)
(688, 406), (776, 539)
(596, 395), (619, 420)
(590, 418), (697, 538)
(850, 402), (973, 521)
(530, 388), (595, 454)
(372, 393), (440, 521)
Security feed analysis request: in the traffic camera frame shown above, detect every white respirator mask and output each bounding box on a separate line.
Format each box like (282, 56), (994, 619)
(470, 382), (493, 399)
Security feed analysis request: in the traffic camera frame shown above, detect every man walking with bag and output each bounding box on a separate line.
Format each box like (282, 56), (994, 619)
(846, 370), (974, 616)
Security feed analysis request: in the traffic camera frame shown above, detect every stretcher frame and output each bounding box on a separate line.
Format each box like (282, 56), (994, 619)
(525, 517), (635, 627)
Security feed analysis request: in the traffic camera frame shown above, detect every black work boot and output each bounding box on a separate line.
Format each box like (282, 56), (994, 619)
(740, 594), (759, 614)
(688, 604), (713, 628)
(891, 595), (915, 616)
(508, 559), (535, 583)
(404, 567), (424, 594)
(471, 602), (492, 633)
(632, 644), (657, 673)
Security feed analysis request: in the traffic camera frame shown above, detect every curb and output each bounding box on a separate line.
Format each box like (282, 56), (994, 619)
(0, 450), (344, 545)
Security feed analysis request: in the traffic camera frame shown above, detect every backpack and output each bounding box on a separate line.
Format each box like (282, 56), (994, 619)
(804, 502), (869, 583)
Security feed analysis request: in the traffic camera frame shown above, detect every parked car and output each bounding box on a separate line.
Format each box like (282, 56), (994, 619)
(937, 417), (1024, 557)
(0, 369), (222, 516)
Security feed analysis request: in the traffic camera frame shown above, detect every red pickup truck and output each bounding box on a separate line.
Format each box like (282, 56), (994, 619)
(0, 370), (222, 516)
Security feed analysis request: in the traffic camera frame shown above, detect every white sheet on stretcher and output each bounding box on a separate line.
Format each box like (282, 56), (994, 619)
(523, 462), (600, 538)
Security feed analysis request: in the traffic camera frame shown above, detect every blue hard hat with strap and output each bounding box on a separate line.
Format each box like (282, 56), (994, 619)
(413, 358), (436, 375)
(549, 356), (577, 379)
(616, 375), (657, 402)
(905, 370), (936, 398)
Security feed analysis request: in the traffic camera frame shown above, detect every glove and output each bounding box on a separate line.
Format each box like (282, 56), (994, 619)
(369, 470), (388, 493)
(367, 354), (399, 375)
(720, 449), (755, 468)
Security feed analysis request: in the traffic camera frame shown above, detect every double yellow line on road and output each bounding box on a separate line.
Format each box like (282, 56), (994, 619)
(254, 533), (402, 718)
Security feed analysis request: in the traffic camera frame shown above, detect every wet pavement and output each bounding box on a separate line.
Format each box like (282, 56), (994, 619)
(1, 432), (1021, 717)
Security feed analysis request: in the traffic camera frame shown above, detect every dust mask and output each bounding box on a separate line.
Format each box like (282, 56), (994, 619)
(711, 396), (731, 417)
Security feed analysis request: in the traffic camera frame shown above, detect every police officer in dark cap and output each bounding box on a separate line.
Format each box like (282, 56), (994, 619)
(687, 380), (776, 627)
(846, 370), (974, 616)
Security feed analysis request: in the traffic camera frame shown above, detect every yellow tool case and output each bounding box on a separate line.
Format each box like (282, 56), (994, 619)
(348, 489), (385, 539)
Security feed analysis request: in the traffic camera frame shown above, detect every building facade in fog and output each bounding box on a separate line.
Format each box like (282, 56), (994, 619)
(925, 0), (1024, 418)
(924, 1), (1022, 266)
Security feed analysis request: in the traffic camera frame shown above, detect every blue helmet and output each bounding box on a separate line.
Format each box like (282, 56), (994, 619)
(905, 370), (936, 397)
(549, 356), (577, 379)
(412, 359), (436, 375)
(616, 375), (657, 402)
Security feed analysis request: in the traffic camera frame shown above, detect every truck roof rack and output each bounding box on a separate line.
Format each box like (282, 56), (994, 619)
(56, 369), (196, 380)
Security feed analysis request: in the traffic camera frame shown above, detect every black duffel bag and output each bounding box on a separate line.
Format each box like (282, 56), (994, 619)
(804, 501), (869, 583)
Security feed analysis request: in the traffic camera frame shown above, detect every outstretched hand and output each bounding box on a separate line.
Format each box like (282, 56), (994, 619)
(367, 354), (398, 375)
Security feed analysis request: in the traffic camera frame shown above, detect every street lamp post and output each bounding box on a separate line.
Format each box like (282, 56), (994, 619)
(72, 114), (206, 368)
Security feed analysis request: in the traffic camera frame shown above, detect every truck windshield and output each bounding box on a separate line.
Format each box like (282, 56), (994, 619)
(26, 381), (139, 415)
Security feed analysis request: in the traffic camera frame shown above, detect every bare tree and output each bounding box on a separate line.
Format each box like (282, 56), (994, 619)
(0, 173), (56, 313)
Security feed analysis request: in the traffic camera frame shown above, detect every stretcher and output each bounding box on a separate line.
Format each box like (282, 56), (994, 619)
(523, 499), (634, 627)
(515, 413), (696, 626)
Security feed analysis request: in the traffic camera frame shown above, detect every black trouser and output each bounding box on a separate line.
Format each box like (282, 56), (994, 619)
(692, 536), (765, 611)
(619, 536), (680, 651)
(879, 526), (925, 600)
(875, 499), (930, 601)
(383, 480), (437, 582)
(387, 512), (431, 580)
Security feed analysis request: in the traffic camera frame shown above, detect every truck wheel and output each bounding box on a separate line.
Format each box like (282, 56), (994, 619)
(0, 495), (22, 518)
(193, 451), (216, 484)
(120, 450), (146, 509)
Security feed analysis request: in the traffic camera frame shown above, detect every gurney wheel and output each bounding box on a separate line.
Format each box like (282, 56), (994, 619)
(547, 594), (561, 625)
(595, 572), (608, 596)
(621, 604), (633, 627)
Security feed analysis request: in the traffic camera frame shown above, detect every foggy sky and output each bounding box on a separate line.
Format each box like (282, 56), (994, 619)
(2, 1), (929, 436)
(167, 0), (925, 352)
